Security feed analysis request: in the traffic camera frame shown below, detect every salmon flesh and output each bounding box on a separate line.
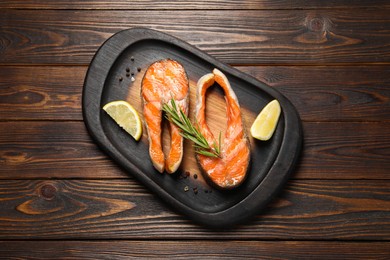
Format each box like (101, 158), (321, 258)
(141, 59), (189, 173)
(195, 68), (250, 189)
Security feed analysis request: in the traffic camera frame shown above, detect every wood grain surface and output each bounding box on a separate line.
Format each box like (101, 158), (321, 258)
(1, 10), (389, 65)
(0, 241), (389, 259)
(0, 121), (389, 180)
(2, 0), (389, 10)
(0, 0), (389, 258)
(1, 66), (389, 121)
(0, 179), (388, 239)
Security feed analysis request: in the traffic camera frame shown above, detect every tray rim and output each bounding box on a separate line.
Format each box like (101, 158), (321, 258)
(82, 27), (303, 227)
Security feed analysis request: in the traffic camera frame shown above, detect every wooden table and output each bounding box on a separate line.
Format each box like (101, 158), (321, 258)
(1, 1), (389, 258)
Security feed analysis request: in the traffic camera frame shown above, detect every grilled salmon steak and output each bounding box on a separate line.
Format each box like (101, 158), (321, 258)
(141, 59), (189, 173)
(195, 68), (250, 189)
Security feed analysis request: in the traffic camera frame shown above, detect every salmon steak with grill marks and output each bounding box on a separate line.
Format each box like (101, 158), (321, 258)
(195, 68), (251, 189)
(141, 59), (189, 173)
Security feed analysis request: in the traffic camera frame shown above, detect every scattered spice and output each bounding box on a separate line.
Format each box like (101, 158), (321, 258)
(193, 173), (198, 179)
(119, 77), (123, 82)
(179, 171), (188, 180)
(131, 72), (134, 76)
(185, 171), (190, 178)
(184, 186), (189, 192)
(137, 67), (142, 72)
(131, 76), (135, 82)
(126, 73), (130, 77)
(130, 56), (135, 61)
(193, 187), (198, 194)
(126, 67), (130, 72)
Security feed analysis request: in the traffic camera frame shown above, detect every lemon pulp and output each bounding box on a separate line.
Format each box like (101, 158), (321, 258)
(103, 100), (142, 141)
(250, 99), (281, 141)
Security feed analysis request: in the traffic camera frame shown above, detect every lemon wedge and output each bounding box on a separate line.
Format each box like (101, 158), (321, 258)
(103, 100), (142, 141)
(250, 99), (281, 141)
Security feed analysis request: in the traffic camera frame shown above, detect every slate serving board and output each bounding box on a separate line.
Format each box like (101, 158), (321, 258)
(82, 28), (302, 227)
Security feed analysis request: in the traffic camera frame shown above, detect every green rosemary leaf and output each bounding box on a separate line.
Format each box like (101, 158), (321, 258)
(196, 149), (219, 158)
(162, 98), (221, 158)
(193, 143), (211, 151)
(182, 133), (208, 149)
(217, 131), (222, 154)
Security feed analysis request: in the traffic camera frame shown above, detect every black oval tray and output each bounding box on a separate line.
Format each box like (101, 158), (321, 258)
(82, 28), (302, 227)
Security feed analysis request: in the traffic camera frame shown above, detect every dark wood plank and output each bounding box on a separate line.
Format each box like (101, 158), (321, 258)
(299, 121), (390, 180)
(0, 66), (85, 120)
(0, 121), (389, 180)
(0, 121), (128, 179)
(1, 10), (389, 65)
(1, 0), (389, 10)
(0, 179), (388, 239)
(0, 241), (389, 259)
(1, 65), (389, 121)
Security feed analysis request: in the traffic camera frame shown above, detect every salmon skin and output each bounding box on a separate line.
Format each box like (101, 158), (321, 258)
(195, 68), (250, 189)
(141, 59), (189, 173)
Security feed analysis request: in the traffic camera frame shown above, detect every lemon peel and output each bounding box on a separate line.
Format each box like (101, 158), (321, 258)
(250, 99), (281, 141)
(103, 100), (142, 141)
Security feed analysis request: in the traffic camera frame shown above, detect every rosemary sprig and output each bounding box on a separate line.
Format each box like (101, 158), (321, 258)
(162, 99), (221, 158)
